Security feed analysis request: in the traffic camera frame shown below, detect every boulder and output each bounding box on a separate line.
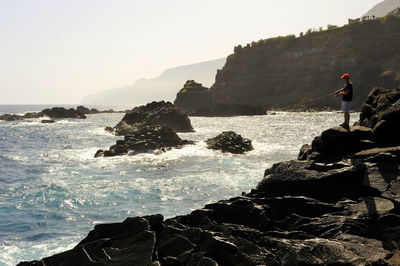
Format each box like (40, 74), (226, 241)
(255, 160), (366, 202)
(311, 126), (373, 155)
(359, 87), (400, 144)
(95, 126), (194, 157)
(111, 101), (194, 136)
(205, 131), (253, 154)
(39, 107), (86, 119)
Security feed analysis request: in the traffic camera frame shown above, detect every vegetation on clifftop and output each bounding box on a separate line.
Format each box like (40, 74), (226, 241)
(210, 15), (400, 110)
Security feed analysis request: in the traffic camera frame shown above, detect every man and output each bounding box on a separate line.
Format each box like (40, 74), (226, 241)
(334, 73), (353, 130)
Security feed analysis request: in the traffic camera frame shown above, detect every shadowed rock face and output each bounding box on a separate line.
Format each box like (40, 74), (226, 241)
(110, 101), (194, 136)
(206, 131), (253, 154)
(359, 87), (400, 145)
(19, 87), (400, 265)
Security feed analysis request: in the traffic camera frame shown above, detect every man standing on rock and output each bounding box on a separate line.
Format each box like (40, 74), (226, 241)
(334, 73), (353, 130)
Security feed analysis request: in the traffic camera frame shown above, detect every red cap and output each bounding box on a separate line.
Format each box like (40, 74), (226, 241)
(341, 73), (350, 79)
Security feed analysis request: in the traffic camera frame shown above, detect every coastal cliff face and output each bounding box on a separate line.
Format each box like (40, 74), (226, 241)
(19, 88), (400, 265)
(209, 15), (400, 110)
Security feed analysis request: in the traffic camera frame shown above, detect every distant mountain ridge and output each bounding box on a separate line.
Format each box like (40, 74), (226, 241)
(80, 58), (226, 105)
(364, 0), (400, 17)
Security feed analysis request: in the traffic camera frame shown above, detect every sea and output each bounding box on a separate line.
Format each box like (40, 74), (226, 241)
(0, 105), (345, 265)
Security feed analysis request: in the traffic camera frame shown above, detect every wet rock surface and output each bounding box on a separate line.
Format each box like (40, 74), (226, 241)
(110, 101), (194, 136)
(95, 126), (194, 157)
(19, 87), (400, 265)
(206, 131), (253, 154)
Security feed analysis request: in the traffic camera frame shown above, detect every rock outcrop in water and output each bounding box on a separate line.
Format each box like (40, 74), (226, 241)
(109, 101), (194, 136)
(0, 106), (126, 122)
(0, 112), (41, 121)
(0, 107), (86, 121)
(206, 131), (253, 154)
(19, 87), (400, 265)
(39, 107), (87, 119)
(95, 126), (194, 157)
(76, 105), (100, 114)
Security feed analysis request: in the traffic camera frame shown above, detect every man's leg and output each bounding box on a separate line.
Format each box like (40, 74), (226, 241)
(344, 112), (350, 125)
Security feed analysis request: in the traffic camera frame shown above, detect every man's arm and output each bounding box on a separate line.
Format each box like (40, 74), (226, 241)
(334, 88), (344, 96)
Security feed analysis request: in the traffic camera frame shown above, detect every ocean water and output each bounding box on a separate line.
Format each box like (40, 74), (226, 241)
(0, 106), (346, 265)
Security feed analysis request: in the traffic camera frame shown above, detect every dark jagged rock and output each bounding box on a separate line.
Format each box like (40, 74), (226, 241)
(256, 160), (367, 202)
(110, 101), (194, 136)
(95, 126), (194, 157)
(39, 107), (86, 119)
(311, 126), (373, 155)
(191, 104), (266, 117)
(76, 105), (100, 114)
(0, 107), (91, 121)
(0, 112), (42, 121)
(41, 119), (55, 124)
(205, 131), (253, 154)
(20, 87), (400, 265)
(359, 87), (400, 144)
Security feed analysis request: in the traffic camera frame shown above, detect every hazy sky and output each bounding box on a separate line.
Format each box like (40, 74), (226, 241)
(0, 0), (382, 104)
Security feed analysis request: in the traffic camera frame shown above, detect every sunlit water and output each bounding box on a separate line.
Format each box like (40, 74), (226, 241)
(0, 106), (347, 265)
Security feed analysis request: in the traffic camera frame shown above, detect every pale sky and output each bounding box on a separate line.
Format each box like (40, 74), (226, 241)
(0, 0), (382, 104)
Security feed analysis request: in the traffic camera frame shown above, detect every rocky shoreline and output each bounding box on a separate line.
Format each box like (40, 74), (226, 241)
(18, 87), (400, 265)
(0, 106), (124, 122)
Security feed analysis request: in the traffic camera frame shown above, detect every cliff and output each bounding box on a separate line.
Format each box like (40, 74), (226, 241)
(80, 58), (225, 105)
(207, 15), (400, 111)
(19, 87), (400, 265)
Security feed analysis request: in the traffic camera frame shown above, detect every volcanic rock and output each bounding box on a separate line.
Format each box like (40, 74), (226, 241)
(41, 119), (55, 123)
(95, 126), (194, 157)
(359, 87), (400, 144)
(76, 105), (100, 114)
(39, 107), (86, 119)
(111, 101), (194, 136)
(205, 131), (253, 154)
(0, 114), (25, 121)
